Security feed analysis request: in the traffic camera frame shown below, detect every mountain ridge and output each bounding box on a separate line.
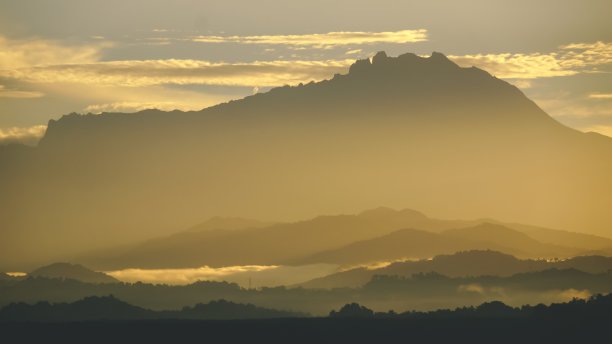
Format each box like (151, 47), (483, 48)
(2, 51), (612, 269)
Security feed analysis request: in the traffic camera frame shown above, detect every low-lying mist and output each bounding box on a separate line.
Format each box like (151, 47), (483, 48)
(105, 263), (339, 288)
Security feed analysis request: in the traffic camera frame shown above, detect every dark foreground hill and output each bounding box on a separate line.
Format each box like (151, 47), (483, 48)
(0, 296), (302, 321)
(3, 268), (612, 315)
(3, 51), (612, 270)
(0, 295), (610, 344)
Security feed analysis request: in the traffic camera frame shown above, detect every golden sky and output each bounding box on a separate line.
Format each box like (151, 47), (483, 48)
(0, 0), (611, 144)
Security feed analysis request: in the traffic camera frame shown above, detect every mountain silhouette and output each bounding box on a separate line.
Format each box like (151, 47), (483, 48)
(293, 223), (578, 266)
(300, 250), (612, 289)
(29, 263), (118, 284)
(2, 52), (612, 269)
(2, 295), (612, 343)
(0, 296), (301, 321)
(81, 208), (607, 269)
(3, 268), (612, 317)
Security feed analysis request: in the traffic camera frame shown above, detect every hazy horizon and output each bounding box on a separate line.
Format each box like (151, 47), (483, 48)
(1, 3), (611, 337)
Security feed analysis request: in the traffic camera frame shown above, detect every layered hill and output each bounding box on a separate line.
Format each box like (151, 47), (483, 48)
(0, 296), (302, 321)
(300, 250), (612, 289)
(2, 51), (612, 269)
(293, 223), (576, 266)
(84, 208), (612, 270)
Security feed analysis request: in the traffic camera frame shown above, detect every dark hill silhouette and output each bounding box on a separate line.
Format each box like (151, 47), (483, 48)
(300, 250), (612, 289)
(2, 52), (612, 269)
(0, 295), (154, 321)
(331, 293), (612, 320)
(29, 263), (118, 284)
(170, 299), (303, 319)
(0, 273), (16, 281)
(2, 297), (611, 344)
(0, 296), (302, 321)
(84, 208), (609, 270)
(3, 268), (612, 316)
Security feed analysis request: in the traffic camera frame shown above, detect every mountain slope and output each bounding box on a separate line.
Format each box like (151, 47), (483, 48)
(84, 208), (610, 269)
(300, 250), (612, 289)
(293, 223), (578, 267)
(87, 209), (455, 269)
(2, 51), (612, 269)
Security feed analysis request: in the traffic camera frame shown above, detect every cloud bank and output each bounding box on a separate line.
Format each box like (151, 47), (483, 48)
(0, 125), (47, 145)
(191, 29), (428, 48)
(2, 59), (353, 87)
(450, 41), (612, 79)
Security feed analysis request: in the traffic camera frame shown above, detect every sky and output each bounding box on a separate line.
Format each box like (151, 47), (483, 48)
(0, 0), (611, 145)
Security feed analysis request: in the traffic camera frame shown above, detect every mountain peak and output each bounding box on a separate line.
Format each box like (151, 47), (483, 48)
(348, 51), (461, 76)
(371, 51), (389, 64)
(429, 51), (454, 64)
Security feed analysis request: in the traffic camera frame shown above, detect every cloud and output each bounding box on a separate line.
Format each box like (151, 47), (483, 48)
(105, 264), (339, 287)
(106, 265), (277, 285)
(449, 53), (578, 79)
(1, 59), (354, 87)
(345, 49), (363, 55)
(0, 35), (108, 70)
(458, 283), (486, 294)
(450, 41), (612, 79)
(557, 288), (592, 301)
(559, 41), (612, 68)
(0, 85), (44, 98)
(0, 125), (47, 145)
(588, 93), (612, 99)
(191, 29), (428, 48)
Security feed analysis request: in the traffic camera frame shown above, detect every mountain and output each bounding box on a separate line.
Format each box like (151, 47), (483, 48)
(3, 51), (612, 269)
(293, 223), (578, 267)
(440, 223), (572, 258)
(84, 208), (610, 270)
(0, 296), (303, 321)
(167, 299), (304, 319)
(29, 263), (118, 284)
(300, 250), (612, 289)
(86, 208), (452, 269)
(0, 295), (154, 321)
(3, 268), (612, 316)
(291, 228), (469, 266)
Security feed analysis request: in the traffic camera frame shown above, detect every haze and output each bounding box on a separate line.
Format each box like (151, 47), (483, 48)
(1, 3), (612, 339)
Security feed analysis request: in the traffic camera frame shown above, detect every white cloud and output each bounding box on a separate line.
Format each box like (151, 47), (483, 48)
(105, 264), (339, 287)
(106, 265), (276, 285)
(191, 29), (428, 48)
(0, 125), (47, 145)
(0, 35), (109, 70)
